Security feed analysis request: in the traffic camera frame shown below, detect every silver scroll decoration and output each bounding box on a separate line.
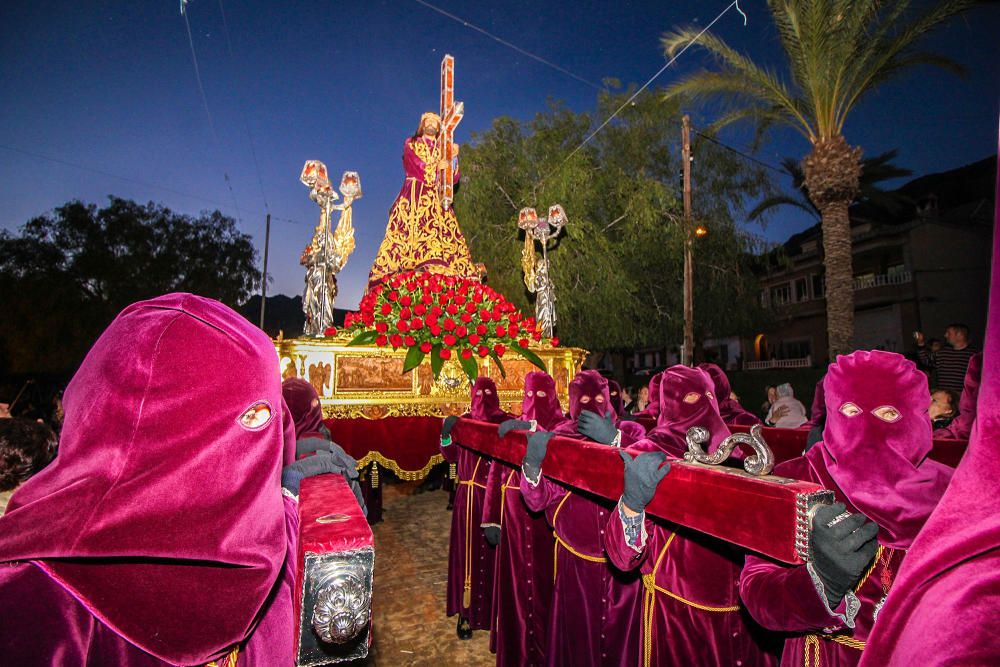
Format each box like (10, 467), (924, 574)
(683, 423), (776, 476)
(297, 546), (374, 665)
(312, 567), (371, 644)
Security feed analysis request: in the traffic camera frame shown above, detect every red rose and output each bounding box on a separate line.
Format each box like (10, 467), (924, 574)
(414, 303), (427, 316)
(443, 318), (456, 331)
(362, 313), (374, 327)
(430, 305), (443, 317)
(390, 334), (403, 348)
(479, 309), (492, 322)
(472, 292), (483, 304)
(494, 325), (507, 337)
(454, 295), (466, 307)
(397, 320), (410, 333)
(468, 334), (480, 345)
(375, 334), (388, 346)
(460, 312), (473, 323)
(400, 295), (412, 307)
(455, 325), (467, 338)
(375, 321), (388, 333)
(426, 315), (438, 328)
(387, 290), (399, 302)
(532, 331), (542, 341)
(439, 348), (452, 360)
(476, 324), (488, 336)
(430, 282), (443, 294)
(405, 283), (416, 292)
(446, 303), (459, 316)
(493, 344), (506, 356)
(422, 293), (434, 304)
(443, 333), (458, 347)
(464, 302), (477, 313)
(550, 337), (560, 346)
(420, 341), (433, 353)
(477, 345), (489, 357)
(400, 307), (412, 320)
(508, 312), (521, 323)
(508, 323), (519, 336)
(430, 324), (442, 336)
(445, 276), (456, 286)
(390, 277), (401, 288)
(518, 338), (529, 348)
(461, 348), (473, 360)
(324, 326), (338, 336)
(411, 317), (424, 330)
(380, 303), (393, 316)
(404, 335), (417, 347)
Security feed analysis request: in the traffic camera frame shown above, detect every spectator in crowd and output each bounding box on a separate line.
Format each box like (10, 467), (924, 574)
(929, 388), (959, 431)
(620, 385), (633, 409)
(760, 385), (778, 421)
(626, 383), (650, 414)
(0, 418), (58, 515)
(934, 352), (983, 440)
(608, 379), (626, 418)
(766, 383), (807, 428)
(0, 293), (321, 666)
(916, 324), (978, 395)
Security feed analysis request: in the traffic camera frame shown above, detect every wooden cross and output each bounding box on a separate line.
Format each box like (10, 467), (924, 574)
(438, 54), (464, 209)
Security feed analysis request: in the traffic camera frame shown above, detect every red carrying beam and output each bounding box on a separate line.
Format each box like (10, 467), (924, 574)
(452, 418), (832, 565)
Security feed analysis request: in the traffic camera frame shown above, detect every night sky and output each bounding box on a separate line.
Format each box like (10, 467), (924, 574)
(2, 1), (997, 309)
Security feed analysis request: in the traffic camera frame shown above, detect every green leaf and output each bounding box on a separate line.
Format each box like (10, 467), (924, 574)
(403, 345), (425, 373)
(430, 344), (444, 378)
(488, 350), (507, 378)
(459, 353), (479, 383)
(346, 330), (378, 347)
(509, 343), (546, 371)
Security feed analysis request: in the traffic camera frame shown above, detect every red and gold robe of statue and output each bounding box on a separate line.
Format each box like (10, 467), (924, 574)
(366, 136), (478, 289)
(481, 462), (554, 666)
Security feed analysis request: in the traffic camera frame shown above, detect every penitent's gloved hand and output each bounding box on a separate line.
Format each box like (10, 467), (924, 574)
(578, 411), (618, 445)
(620, 450), (670, 513)
(441, 415), (459, 443)
(281, 450), (339, 496)
(498, 419), (533, 438)
(522, 430), (554, 481)
(483, 525), (501, 546)
(810, 502), (880, 608)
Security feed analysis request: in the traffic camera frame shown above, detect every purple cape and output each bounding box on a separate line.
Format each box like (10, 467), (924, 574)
(282, 377), (325, 439)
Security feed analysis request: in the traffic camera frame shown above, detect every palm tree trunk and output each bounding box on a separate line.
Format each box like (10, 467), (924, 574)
(802, 136), (862, 360)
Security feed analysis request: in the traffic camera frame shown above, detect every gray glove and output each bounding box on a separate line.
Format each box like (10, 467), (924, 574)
(441, 415), (459, 440)
(499, 419), (533, 438)
(620, 450), (670, 513)
(578, 411), (618, 445)
(483, 525), (501, 546)
(810, 503), (880, 608)
(281, 450), (338, 496)
(522, 430), (554, 479)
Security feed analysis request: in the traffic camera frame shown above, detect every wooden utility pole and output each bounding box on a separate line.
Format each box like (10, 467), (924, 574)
(682, 115), (694, 366)
(259, 213), (270, 330)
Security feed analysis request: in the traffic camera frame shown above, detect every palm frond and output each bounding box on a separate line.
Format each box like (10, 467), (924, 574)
(747, 195), (819, 222)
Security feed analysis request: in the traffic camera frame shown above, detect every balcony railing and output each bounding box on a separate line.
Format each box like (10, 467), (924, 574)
(744, 356), (812, 371)
(853, 270), (912, 291)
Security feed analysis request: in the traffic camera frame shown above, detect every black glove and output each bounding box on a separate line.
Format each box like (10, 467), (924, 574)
(577, 411), (618, 445)
(441, 415), (459, 439)
(498, 419), (533, 438)
(810, 502), (880, 608)
(281, 450), (338, 496)
(483, 525), (501, 546)
(620, 450), (670, 513)
(522, 430), (554, 479)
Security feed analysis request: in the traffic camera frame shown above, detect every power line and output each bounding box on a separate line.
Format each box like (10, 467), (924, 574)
(0, 143), (305, 226)
(691, 129), (787, 175)
(412, 0), (605, 92)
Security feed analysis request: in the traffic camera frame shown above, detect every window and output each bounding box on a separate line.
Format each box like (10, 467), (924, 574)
(811, 274), (826, 298)
(770, 283), (792, 306)
(784, 339), (812, 360)
(795, 277), (809, 302)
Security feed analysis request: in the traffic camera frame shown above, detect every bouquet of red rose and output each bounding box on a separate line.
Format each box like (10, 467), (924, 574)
(342, 270), (555, 381)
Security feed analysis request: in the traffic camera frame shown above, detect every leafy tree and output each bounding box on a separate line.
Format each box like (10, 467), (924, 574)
(661, 0), (974, 356)
(0, 197), (259, 374)
(455, 88), (773, 352)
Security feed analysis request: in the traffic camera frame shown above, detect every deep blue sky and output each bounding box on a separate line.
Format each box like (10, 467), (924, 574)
(2, 1), (997, 309)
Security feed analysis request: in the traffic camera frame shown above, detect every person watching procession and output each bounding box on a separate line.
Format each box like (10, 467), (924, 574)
(933, 352), (982, 440)
(929, 387), (959, 431)
(0, 417), (58, 515)
(915, 324), (978, 396)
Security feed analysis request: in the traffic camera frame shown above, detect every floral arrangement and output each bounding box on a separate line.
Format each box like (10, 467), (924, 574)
(342, 270), (557, 381)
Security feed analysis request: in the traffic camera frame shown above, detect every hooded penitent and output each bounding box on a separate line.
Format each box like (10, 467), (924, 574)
(642, 365), (730, 457)
(521, 371), (568, 431)
(808, 350), (953, 549)
(699, 362), (761, 425)
(468, 376), (508, 422)
(0, 293), (293, 665)
(608, 379), (625, 417)
(552, 370), (613, 437)
(282, 377), (326, 438)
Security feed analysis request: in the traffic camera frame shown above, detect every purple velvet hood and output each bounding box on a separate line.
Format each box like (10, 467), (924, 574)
(808, 350), (953, 549)
(608, 379), (625, 417)
(468, 377), (508, 423)
(521, 371), (569, 431)
(282, 377), (326, 439)
(0, 293), (293, 665)
(640, 365), (730, 457)
(552, 370), (613, 437)
(699, 362), (761, 426)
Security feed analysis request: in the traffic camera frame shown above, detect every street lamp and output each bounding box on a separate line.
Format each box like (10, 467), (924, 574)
(519, 204), (567, 339)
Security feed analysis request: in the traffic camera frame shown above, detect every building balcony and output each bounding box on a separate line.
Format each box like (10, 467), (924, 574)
(744, 355), (813, 371)
(853, 270), (912, 291)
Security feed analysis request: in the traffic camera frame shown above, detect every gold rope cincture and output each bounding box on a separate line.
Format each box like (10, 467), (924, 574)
(803, 545), (887, 665)
(462, 457), (483, 609)
(499, 469), (517, 527)
(550, 491), (608, 581)
(205, 646), (239, 667)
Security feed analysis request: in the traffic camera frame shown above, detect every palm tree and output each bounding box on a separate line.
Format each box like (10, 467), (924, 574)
(663, 0), (972, 357)
(747, 149), (914, 222)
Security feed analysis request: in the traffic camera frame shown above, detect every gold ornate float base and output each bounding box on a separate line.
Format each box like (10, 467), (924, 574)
(276, 335), (587, 419)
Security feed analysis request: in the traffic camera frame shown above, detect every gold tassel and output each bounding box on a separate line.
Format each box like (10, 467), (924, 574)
(463, 587), (472, 609)
(371, 461), (379, 489)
